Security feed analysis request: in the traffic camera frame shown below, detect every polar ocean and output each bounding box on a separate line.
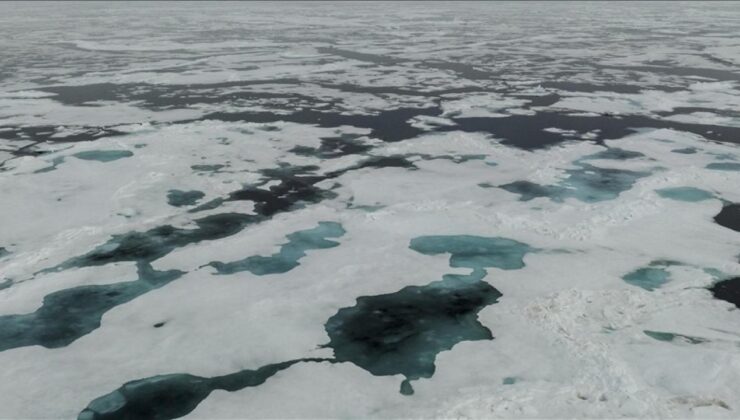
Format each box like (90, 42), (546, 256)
(1, 2), (740, 419)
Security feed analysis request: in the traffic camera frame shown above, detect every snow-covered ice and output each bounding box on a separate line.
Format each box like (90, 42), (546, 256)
(1, 1), (740, 419)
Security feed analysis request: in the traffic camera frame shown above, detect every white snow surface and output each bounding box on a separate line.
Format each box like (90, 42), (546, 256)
(0, 1), (739, 419)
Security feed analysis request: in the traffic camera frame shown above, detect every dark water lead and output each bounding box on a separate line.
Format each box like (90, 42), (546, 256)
(0, 124), (126, 145)
(643, 330), (708, 344)
(316, 46), (494, 80)
(655, 186), (714, 202)
(583, 148), (645, 161)
(43, 213), (258, 272)
(500, 148), (651, 203)
(443, 111), (740, 149)
(196, 106), (441, 144)
(37, 80), (307, 109)
(0, 262), (184, 352)
(539, 81), (679, 95)
(191, 156), (414, 221)
(208, 222), (345, 275)
(13, 213), (340, 352)
(72, 150), (133, 162)
(166, 190), (205, 207)
(415, 153), (488, 165)
(190, 164), (226, 173)
(323, 235), (535, 395)
(1, 221), (344, 351)
(714, 203), (740, 233)
(190, 164), (337, 217)
(706, 162), (740, 171)
(4, 213), (258, 351)
(77, 235), (535, 417)
(289, 133), (372, 159)
(78, 358), (333, 420)
(709, 277), (740, 309)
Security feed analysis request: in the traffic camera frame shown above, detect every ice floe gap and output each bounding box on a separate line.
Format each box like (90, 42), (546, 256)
(71, 150), (133, 162)
(207, 222), (345, 276)
(0, 221), (345, 351)
(166, 190), (205, 208)
(323, 235), (536, 395)
(707, 162), (740, 171)
(0, 262), (184, 352)
(42, 213), (257, 272)
(75, 234), (536, 417)
(643, 330), (709, 345)
(499, 147), (652, 203)
(0, 213), (258, 350)
(2, 2), (740, 418)
(714, 203), (740, 233)
(78, 358), (335, 420)
(709, 277), (740, 309)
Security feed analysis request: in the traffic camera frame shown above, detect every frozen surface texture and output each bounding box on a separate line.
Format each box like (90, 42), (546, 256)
(1, 1), (740, 419)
